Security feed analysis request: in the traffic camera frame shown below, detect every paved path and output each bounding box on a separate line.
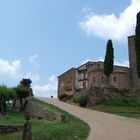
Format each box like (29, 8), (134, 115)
(37, 97), (140, 140)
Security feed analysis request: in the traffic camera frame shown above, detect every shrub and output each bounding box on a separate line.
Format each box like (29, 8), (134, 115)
(59, 93), (68, 100)
(73, 97), (80, 103)
(74, 95), (88, 107)
(0, 85), (16, 114)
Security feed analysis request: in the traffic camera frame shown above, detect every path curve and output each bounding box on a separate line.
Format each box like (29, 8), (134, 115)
(37, 97), (140, 140)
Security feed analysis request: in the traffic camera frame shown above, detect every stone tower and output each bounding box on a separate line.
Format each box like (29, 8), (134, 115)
(128, 35), (140, 89)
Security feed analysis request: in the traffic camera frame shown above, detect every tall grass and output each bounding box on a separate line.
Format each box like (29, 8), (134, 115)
(102, 98), (140, 106)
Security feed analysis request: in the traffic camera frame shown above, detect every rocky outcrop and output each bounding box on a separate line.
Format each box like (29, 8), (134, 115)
(75, 87), (140, 106)
(24, 101), (64, 123)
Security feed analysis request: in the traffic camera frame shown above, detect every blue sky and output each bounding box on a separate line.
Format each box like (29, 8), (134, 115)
(0, 0), (139, 97)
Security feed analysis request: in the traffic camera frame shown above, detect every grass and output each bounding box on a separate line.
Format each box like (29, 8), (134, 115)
(0, 97), (90, 140)
(90, 98), (140, 119)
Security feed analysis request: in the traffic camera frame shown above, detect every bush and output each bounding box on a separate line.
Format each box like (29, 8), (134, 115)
(15, 85), (30, 99)
(78, 95), (88, 107)
(73, 95), (88, 107)
(73, 97), (80, 103)
(59, 93), (68, 100)
(0, 85), (16, 114)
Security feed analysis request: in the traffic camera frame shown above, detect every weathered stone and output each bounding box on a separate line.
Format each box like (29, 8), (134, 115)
(0, 125), (23, 133)
(24, 101), (63, 123)
(22, 123), (32, 140)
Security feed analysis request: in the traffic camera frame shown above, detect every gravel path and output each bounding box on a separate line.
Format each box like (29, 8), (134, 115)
(37, 97), (140, 140)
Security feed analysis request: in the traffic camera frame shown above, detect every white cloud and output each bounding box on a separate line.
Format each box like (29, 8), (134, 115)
(0, 59), (22, 79)
(29, 54), (39, 66)
(24, 72), (41, 82)
(0, 58), (41, 84)
(33, 75), (58, 98)
(79, 0), (140, 41)
(114, 60), (129, 67)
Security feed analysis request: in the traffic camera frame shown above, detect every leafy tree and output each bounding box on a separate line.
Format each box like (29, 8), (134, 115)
(0, 85), (16, 115)
(135, 11), (140, 78)
(104, 39), (114, 85)
(20, 78), (33, 96)
(15, 85), (30, 112)
(12, 78), (33, 112)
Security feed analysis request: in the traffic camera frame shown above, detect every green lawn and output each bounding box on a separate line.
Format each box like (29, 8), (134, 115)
(90, 98), (140, 119)
(0, 97), (90, 140)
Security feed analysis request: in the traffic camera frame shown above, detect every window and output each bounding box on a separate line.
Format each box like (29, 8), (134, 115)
(82, 82), (86, 89)
(83, 73), (87, 79)
(113, 77), (117, 82)
(65, 81), (72, 91)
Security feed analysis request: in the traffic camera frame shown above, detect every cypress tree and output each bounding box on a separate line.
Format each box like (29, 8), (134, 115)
(135, 11), (140, 78)
(104, 40), (114, 84)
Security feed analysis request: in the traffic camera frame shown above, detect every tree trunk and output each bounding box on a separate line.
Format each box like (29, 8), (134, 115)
(19, 98), (23, 112)
(12, 99), (17, 110)
(105, 75), (110, 87)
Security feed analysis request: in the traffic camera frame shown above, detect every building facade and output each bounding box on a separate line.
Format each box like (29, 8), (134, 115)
(58, 36), (140, 97)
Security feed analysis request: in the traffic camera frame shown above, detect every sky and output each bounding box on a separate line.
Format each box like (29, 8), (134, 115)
(0, 0), (140, 97)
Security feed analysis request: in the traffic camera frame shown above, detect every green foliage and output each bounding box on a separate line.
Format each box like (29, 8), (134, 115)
(78, 95), (88, 107)
(135, 11), (140, 78)
(15, 85), (30, 99)
(73, 96), (80, 103)
(102, 98), (140, 107)
(0, 85), (16, 114)
(59, 93), (68, 100)
(20, 78), (32, 88)
(20, 78), (33, 96)
(91, 104), (140, 119)
(73, 95), (88, 107)
(104, 40), (114, 76)
(1, 97), (89, 140)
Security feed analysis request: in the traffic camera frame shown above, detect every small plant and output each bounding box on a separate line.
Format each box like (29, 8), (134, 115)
(77, 95), (88, 107)
(59, 93), (68, 100)
(73, 96), (80, 103)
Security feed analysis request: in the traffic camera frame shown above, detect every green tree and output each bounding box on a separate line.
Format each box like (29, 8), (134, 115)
(15, 85), (30, 112)
(135, 11), (140, 78)
(104, 39), (114, 85)
(0, 85), (16, 115)
(20, 78), (33, 96)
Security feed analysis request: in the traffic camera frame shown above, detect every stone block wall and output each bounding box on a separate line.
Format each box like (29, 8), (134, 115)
(75, 87), (140, 106)
(25, 101), (63, 123)
(0, 125), (23, 133)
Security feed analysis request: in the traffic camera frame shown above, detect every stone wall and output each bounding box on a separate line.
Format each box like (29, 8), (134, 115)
(75, 87), (140, 106)
(128, 36), (140, 89)
(25, 101), (63, 123)
(58, 68), (77, 96)
(0, 125), (23, 133)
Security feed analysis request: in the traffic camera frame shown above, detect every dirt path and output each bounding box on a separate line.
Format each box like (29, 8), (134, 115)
(37, 97), (140, 140)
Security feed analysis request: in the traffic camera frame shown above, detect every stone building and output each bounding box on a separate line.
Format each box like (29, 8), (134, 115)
(128, 35), (140, 89)
(58, 36), (140, 97)
(87, 61), (130, 89)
